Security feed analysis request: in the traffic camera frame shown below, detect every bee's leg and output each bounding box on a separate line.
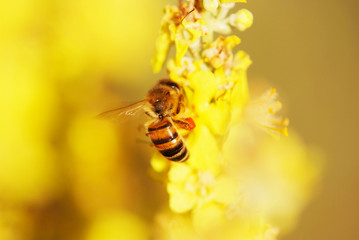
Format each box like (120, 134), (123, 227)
(172, 118), (196, 130)
(136, 138), (152, 145)
(135, 124), (152, 145)
(138, 122), (153, 145)
(143, 121), (152, 136)
(145, 110), (157, 119)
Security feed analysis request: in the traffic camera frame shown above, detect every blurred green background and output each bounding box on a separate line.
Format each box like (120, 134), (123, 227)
(0, 0), (358, 239)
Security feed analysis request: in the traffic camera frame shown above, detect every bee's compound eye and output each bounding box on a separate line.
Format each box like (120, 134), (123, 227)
(165, 81), (180, 90)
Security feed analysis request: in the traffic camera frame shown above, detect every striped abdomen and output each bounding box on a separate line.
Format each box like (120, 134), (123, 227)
(147, 117), (189, 162)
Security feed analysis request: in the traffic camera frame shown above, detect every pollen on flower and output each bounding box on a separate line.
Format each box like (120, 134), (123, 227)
(202, 36), (241, 69)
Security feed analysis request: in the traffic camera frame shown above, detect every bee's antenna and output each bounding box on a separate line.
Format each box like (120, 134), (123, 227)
(180, 8), (196, 25)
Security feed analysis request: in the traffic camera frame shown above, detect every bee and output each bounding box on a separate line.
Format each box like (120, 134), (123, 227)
(98, 79), (196, 162)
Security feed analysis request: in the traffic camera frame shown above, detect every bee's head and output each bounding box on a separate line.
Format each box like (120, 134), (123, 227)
(152, 98), (165, 115)
(148, 88), (170, 116)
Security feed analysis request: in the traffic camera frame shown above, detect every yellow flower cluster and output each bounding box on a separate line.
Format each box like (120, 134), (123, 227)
(150, 1), (321, 239)
(0, 0), (322, 239)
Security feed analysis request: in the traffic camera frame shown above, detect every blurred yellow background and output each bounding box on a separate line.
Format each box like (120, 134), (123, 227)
(243, 1), (359, 240)
(0, 0), (358, 240)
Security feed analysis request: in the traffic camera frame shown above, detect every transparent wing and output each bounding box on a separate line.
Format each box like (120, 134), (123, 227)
(97, 100), (146, 122)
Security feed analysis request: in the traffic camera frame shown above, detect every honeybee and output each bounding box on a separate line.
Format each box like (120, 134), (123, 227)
(98, 79), (196, 162)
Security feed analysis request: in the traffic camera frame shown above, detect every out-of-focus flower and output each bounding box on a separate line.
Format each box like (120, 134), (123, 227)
(0, 0), (155, 239)
(151, 0), (321, 239)
(246, 88), (289, 139)
(223, 123), (323, 235)
(85, 211), (148, 240)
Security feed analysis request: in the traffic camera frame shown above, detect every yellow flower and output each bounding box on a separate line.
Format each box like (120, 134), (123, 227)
(152, 32), (171, 73)
(151, 1), (321, 239)
(166, 125), (221, 213)
(228, 8), (254, 31)
(203, 0), (220, 12)
(246, 88), (289, 138)
(202, 36), (241, 69)
(152, 3), (207, 73)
